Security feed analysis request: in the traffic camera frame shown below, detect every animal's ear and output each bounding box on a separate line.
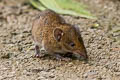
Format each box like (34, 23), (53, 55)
(53, 28), (64, 42)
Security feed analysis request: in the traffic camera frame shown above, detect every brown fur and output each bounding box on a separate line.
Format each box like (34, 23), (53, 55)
(32, 10), (88, 59)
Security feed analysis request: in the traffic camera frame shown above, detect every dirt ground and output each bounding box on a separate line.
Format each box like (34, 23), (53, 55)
(0, 0), (120, 80)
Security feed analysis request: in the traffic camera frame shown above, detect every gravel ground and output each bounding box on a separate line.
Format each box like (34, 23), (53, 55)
(0, 0), (120, 80)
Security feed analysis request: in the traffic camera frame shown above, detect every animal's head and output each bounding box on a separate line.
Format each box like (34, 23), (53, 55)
(53, 24), (88, 60)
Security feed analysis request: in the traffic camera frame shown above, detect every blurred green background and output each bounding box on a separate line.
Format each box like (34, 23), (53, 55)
(29, 0), (96, 19)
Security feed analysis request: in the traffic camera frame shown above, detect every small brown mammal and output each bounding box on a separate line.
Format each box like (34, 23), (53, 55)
(32, 10), (88, 60)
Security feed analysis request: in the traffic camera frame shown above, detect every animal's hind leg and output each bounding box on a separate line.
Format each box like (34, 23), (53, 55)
(34, 45), (40, 57)
(34, 44), (46, 58)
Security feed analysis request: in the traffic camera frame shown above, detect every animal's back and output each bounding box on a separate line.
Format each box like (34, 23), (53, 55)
(31, 10), (62, 46)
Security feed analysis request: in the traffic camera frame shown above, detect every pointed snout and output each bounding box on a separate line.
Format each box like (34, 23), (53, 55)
(73, 50), (88, 60)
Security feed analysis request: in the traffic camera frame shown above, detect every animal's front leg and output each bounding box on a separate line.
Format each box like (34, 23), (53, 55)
(54, 53), (71, 61)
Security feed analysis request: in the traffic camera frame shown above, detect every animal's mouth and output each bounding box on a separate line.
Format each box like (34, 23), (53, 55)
(73, 50), (88, 60)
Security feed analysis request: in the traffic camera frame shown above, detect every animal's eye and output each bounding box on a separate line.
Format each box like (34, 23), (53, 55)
(69, 42), (75, 47)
